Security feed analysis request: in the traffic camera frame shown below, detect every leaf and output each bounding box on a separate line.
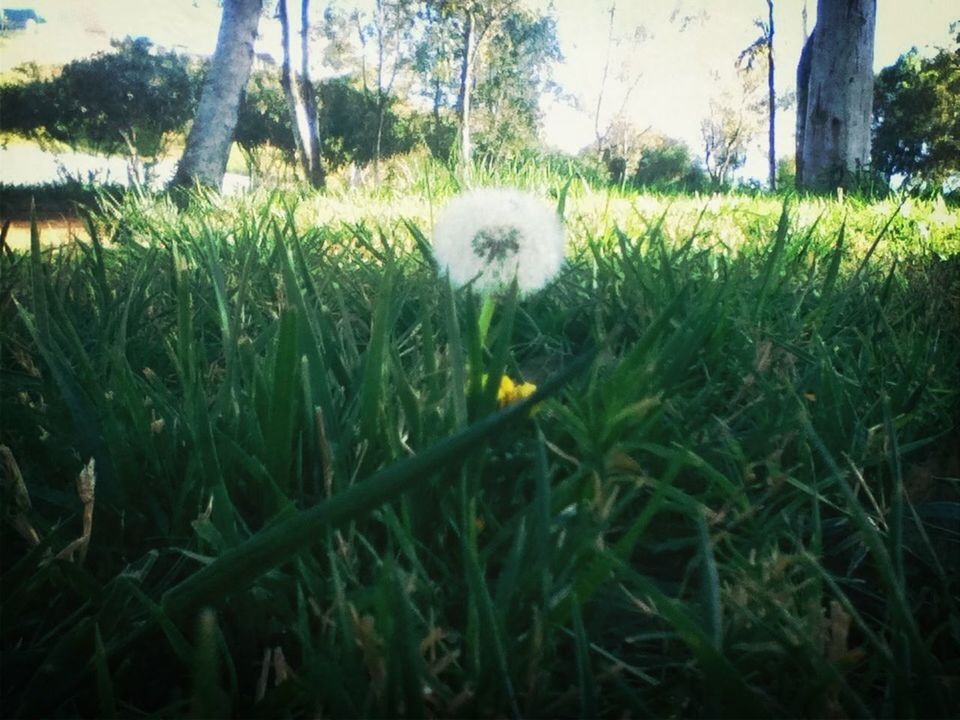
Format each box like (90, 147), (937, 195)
(571, 595), (597, 719)
(263, 308), (301, 494)
(93, 623), (118, 719)
(360, 262), (397, 442)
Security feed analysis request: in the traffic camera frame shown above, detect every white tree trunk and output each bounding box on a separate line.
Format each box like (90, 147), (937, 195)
(767, 0), (776, 191)
(456, 9), (474, 169)
(299, 0), (323, 188)
(797, 0), (876, 191)
(278, 0), (324, 188)
(172, 0), (263, 189)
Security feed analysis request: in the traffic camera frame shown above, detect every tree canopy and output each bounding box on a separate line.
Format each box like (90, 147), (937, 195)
(0, 37), (199, 159)
(872, 30), (960, 189)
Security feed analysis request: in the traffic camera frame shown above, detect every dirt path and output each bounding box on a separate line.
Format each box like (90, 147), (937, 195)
(2, 217), (88, 251)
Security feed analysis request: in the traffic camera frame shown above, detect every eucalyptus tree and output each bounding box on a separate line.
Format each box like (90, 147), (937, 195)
(353, 0), (419, 180)
(701, 100), (751, 188)
(470, 6), (561, 163)
(872, 31), (960, 189)
(424, 0), (519, 168)
(171, 0), (264, 189)
(277, 0), (324, 187)
(591, 3), (649, 157)
(701, 62), (764, 188)
(414, 0), (559, 167)
(739, 0), (776, 190)
(795, 0), (876, 191)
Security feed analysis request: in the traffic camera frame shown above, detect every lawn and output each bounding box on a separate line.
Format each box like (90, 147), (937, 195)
(1, 163), (959, 718)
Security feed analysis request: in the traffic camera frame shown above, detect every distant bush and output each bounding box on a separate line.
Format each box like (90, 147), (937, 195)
(873, 38), (960, 191)
(631, 137), (709, 192)
(0, 37), (199, 159)
(235, 71), (451, 175)
(234, 69), (295, 159)
(588, 131), (708, 192)
(233, 68), (298, 181)
(317, 77), (418, 168)
(776, 156), (796, 190)
(0, 181), (126, 220)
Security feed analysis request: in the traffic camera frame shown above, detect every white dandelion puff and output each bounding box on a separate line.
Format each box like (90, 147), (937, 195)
(431, 187), (565, 294)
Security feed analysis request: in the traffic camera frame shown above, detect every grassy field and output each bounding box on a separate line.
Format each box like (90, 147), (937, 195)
(1, 163), (959, 718)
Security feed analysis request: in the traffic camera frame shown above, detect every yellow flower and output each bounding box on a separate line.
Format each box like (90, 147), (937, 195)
(496, 375), (538, 410)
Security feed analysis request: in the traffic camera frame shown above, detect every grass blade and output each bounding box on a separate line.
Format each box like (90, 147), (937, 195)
(570, 595), (597, 719)
(359, 261), (397, 442)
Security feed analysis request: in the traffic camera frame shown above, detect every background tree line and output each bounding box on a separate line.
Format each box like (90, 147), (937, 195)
(0, 0), (957, 196)
(0, 0), (562, 188)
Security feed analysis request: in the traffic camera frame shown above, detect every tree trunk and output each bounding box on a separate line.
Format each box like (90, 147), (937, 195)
(594, 3), (616, 155)
(171, 0), (262, 189)
(300, 0), (324, 187)
(456, 9), (474, 168)
(767, 0), (776, 191)
(432, 76), (443, 136)
(795, 28), (814, 187)
(279, 0), (323, 188)
(279, 0), (307, 173)
(373, 0), (386, 181)
(796, 0), (876, 192)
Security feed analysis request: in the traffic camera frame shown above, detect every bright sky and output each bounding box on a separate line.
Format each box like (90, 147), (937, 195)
(535, 0), (956, 179)
(1, 0), (956, 180)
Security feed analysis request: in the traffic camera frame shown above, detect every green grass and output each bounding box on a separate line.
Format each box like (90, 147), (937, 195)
(1, 173), (959, 718)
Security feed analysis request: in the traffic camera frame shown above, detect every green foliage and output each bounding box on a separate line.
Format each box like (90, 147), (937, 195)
(234, 68), (297, 161)
(872, 37), (960, 190)
(776, 155), (797, 189)
(407, 0), (562, 164)
(591, 128), (707, 192)
(0, 181), (125, 220)
(0, 37), (199, 158)
(235, 71), (440, 173)
(316, 77), (418, 168)
(472, 7), (563, 164)
(630, 135), (708, 192)
(1, 181), (959, 718)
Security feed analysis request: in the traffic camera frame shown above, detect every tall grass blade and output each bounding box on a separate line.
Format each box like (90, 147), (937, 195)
(570, 595), (597, 719)
(696, 506), (722, 649)
(93, 623), (117, 720)
(264, 308), (300, 496)
(190, 608), (222, 720)
(802, 411), (947, 716)
(360, 262), (397, 442)
(27, 199), (49, 341)
(754, 198), (790, 321)
(442, 277), (468, 429)
(608, 554), (764, 717)
(852, 197), (907, 283)
(462, 519), (520, 719)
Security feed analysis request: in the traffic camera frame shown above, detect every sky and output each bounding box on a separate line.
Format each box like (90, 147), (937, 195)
(1, 0), (957, 181)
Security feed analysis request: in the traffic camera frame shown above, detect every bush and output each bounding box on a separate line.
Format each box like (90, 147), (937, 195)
(873, 40), (960, 190)
(317, 77), (421, 168)
(0, 38), (199, 159)
(631, 138), (709, 192)
(0, 181), (126, 220)
(236, 72), (447, 173)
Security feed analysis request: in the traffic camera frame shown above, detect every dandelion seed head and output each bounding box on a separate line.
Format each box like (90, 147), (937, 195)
(432, 188), (565, 294)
